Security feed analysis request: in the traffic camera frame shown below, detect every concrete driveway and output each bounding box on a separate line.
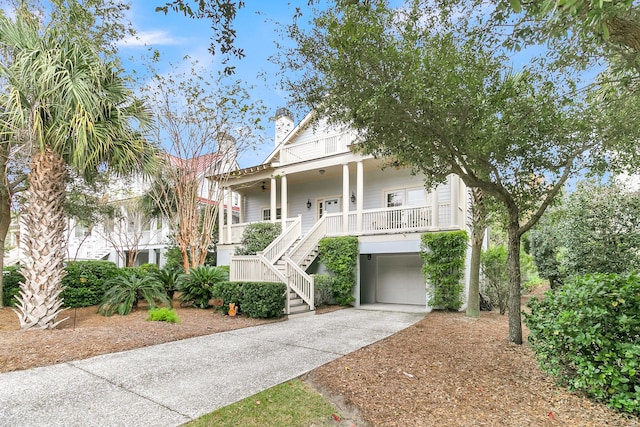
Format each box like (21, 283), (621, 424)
(0, 308), (424, 427)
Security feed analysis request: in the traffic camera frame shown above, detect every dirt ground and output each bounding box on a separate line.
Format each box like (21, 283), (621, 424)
(1, 291), (638, 426)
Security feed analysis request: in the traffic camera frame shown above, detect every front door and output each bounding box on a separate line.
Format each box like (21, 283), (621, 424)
(319, 197), (341, 217)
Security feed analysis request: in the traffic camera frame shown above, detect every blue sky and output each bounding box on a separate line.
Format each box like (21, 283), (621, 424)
(117, 1), (314, 168)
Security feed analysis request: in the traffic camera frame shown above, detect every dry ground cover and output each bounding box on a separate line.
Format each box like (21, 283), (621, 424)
(1, 291), (638, 426)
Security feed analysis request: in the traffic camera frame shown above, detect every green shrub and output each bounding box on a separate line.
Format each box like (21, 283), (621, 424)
(99, 272), (170, 316)
(212, 281), (244, 314)
(421, 231), (468, 311)
(525, 273), (640, 414)
(61, 260), (120, 307)
(178, 265), (229, 309)
(154, 266), (181, 301)
(235, 222), (282, 255)
(481, 245), (509, 315)
(313, 274), (334, 306)
(240, 282), (286, 318)
(147, 307), (180, 323)
(318, 236), (358, 305)
(2, 266), (23, 307)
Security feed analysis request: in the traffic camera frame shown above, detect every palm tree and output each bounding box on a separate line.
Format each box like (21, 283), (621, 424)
(0, 11), (157, 329)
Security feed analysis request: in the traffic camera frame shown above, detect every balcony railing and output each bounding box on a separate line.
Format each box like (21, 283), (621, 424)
(279, 133), (352, 165)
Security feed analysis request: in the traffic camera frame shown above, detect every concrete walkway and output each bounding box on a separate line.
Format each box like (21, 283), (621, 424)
(0, 308), (424, 427)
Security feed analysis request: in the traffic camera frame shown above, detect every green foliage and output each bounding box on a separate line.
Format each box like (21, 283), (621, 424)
(163, 246), (185, 273)
(147, 307), (180, 323)
(61, 261), (120, 308)
(481, 245), (509, 314)
(234, 222), (282, 255)
(240, 282), (286, 318)
(530, 181), (640, 283)
(421, 231), (468, 311)
(525, 273), (640, 414)
(2, 266), (23, 307)
(213, 281), (244, 314)
(529, 206), (568, 289)
(318, 236), (358, 305)
(190, 379), (338, 427)
(178, 265), (229, 309)
(154, 266), (181, 300)
(562, 181), (640, 276)
(313, 274), (334, 306)
(99, 272), (169, 316)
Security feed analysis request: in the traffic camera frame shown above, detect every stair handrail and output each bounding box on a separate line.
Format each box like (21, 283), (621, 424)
(284, 256), (314, 310)
(288, 215), (328, 265)
(260, 216), (302, 264)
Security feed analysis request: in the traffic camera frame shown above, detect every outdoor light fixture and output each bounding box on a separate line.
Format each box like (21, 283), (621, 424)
(261, 181), (266, 191)
(319, 169), (325, 175)
(307, 199), (312, 209)
(351, 192), (356, 204)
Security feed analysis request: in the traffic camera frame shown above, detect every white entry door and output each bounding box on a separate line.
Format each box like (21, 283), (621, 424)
(319, 198), (341, 217)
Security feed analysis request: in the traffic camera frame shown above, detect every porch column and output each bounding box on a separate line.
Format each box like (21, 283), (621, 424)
(281, 174), (288, 228)
(270, 177), (277, 223)
(218, 189), (225, 244)
(226, 187), (232, 241)
(342, 163), (350, 233)
(450, 174), (459, 228)
(356, 160), (363, 232)
(432, 185), (440, 229)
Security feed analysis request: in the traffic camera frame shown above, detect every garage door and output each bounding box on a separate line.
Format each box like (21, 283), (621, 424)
(376, 254), (426, 305)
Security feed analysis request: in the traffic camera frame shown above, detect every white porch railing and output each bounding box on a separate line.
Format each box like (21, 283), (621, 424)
(289, 216), (327, 265)
(229, 253), (286, 283)
(280, 133), (352, 165)
(261, 216), (302, 263)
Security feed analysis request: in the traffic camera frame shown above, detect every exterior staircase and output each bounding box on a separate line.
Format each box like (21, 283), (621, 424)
(229, 216), (328, 317)
(272, 237), (321, 317)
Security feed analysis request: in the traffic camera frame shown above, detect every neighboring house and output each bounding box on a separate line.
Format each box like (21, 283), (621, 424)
(6, 150), (240, 268)
(215, 108), (470, 316)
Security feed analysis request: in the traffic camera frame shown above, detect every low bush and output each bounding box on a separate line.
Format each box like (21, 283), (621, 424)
(213, 281), (244, 314)
(154, 267), (181, 301)
(2, 266), (23, 307)
(99, 272), (170, 316)
(147, 307), (180, 323)
(241, 282), (286, 318)
(525, 273), (640, 414)
(61, 260), (120, 307)
(313, 274), (334, 306)
(178, 265), (229, 308)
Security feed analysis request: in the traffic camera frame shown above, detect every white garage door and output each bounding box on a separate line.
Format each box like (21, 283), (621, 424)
(376, 254), (426, 305)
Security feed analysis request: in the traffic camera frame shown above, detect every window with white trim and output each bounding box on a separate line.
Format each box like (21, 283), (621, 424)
(261, 207), (281, 221)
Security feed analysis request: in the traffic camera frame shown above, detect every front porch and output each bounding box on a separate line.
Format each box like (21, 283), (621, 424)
(221, 202), (463, 316)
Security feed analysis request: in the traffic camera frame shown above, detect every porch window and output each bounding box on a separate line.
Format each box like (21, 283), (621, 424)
(262, 207), (281, 221)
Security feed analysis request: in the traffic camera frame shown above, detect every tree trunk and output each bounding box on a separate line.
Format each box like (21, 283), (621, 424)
(507, 217), (523, 344)
(466, 228), (483, 318)
(14, 149), (68, 329)
(466, 187), (487, 318)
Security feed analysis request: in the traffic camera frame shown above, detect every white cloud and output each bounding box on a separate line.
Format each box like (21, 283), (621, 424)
(118, 30), (182, 47)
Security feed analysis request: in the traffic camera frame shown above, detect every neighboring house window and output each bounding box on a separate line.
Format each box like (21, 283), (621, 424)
(262, 207), (281, 221)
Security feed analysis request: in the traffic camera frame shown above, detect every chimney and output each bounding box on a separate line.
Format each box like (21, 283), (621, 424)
(274, 107), (294, 146)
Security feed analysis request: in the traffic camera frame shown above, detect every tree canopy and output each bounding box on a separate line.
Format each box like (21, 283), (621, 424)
(280, 0), (625, 343)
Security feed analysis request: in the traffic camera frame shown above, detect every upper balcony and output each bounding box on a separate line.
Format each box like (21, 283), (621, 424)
(279, 132), (353, 166)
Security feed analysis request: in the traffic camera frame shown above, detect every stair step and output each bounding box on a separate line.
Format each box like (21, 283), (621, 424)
(289, 303), (311, 314)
